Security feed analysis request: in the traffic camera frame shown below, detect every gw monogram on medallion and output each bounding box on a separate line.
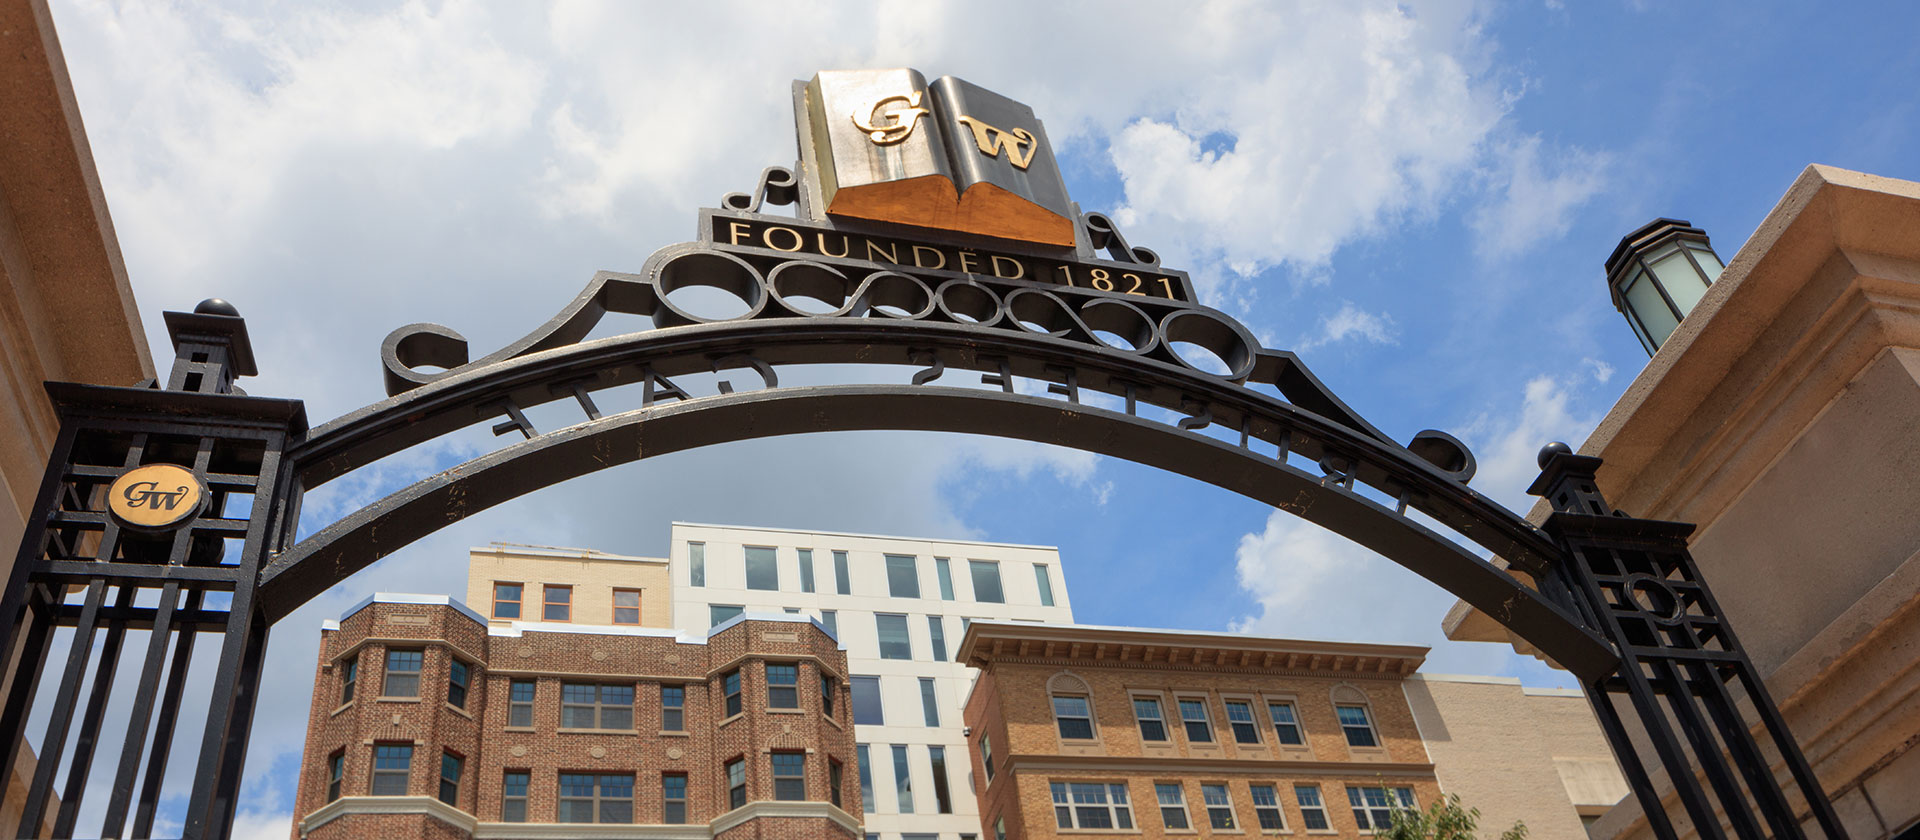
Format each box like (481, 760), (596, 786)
(105, 462), (206, 532)
(851, 90), (929, 145)
(955, 115), (1037, 170)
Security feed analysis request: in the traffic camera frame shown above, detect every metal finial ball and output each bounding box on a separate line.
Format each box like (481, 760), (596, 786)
(1537, 441), (1573, 469)
(194, 298), (240, 317)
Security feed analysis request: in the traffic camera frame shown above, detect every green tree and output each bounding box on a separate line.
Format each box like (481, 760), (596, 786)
(1379, 793), (1527, 840)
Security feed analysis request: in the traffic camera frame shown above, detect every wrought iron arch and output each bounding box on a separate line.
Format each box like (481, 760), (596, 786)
(0, 171), (1846, 840)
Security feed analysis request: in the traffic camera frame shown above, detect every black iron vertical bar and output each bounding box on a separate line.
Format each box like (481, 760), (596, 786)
(0, 421), (83, 799)
(132, 588), (203, 840)
(1584, 676), (1681, 840)
(205, 617), (268, 840)
(1648, 657), (1767, 840)
(1688, 661), (1803, 839)
(1734, 667), (1847, 839)
(100, 580), (181, 838)
(18, 579), (109, 838)
(53, 585), (138, 837)
(0, 591), (57, 823)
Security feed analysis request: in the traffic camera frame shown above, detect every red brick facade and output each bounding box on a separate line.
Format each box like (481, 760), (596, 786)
(960, 624), (1441, 840)
(292, 598), (860, 839)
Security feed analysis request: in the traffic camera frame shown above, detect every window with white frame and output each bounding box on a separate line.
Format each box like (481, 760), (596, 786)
(561, 683), (633, 730)
(1268, 701), (1304, 745)
(1336, 704), (1380, 747)
(381, 649), (421, 698)
(745, 545), (779, 591)
(1177, 697), (1214, 742)
(1251, 784), (1287, 830)
(371, 744), (411, 795)
(1202, 783), (1237, 829)
(1133, 696), (1168, 741)
(1050, 782), (1134, 829)
(1295, 785), (1330, 831)
(1154, 783), (1190, 830)
(1052, 694), (1094, 740)
(767, 663), (799, 709)
(1347, 786), (1415, 832)
(560, 773), (633, 823)
(1224, 699), (1261, 744)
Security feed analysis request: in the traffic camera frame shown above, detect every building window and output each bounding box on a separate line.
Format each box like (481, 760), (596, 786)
(829, 758), (845, 809)
(1051, 782), (1133, 829)
(709, 604), (743, 627)
(1252, 784), (1287, 830)
(561, 683), (634, 730)
(928, 746), (953, 813)
(325, 752), (343, 802)
(543, 585), (571, 621)
(382, 649), (421, 698)
(820, 609), (837, 637)
(507, 679), (534, 727)
(981, 733), (994, 782)
(1337, 704), (1380, 747)
(927, 616), (948, 661)
(968, 560), (1004, 603)
(919, 678), (940, 726)
(891, 744), (914, 813)
(1348, 786), (1415, 832)
(798, 548), (816, 593)
(833, 549), (851, 594)
(689, 541), (705, 586)
(994, 816), (1006, 840)
(371, 744), (411, 795)
(662, 685), (685, 731)
(1033, 564), (1056, 606)
(723, 670), (742, 718)
(1053, 695), (1094, 739)
(876, 613), (912, 660)
(935, 557), (955, 599)
(662, 773), (688, 823)
(771, 752), (806, 800)
(1155, 782), (1190, 829)
(725, 757), (747, 810)
(856, 744), (875, 813)
(767, 663), (799, 709)
(1202, 783), (1237, 829)
(493, 582), (522, 619)
(1296, 785), (1330, 831)
(885, 554), (920, 598)
(447, 660), (470, 709)
(1225, 700), (1260, 744)
(502, 771), (528, 822)
(1269, 701), (1304, 745)
(438, 752), (462, 807)
(745, 545), (779, 590)
(851, 676), (883, 725)
(339, 658), (357, 705)
(1133, 696), (1167, 741)
(1177, 697), (1213, 742)
(559, 773), (633, 823)
(612, 589), (641, 624)
(820, 673), (836, 716)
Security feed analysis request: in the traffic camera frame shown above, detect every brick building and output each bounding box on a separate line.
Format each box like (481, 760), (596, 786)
(292, 594), (863, 839)
(960, 621), (1619, 840)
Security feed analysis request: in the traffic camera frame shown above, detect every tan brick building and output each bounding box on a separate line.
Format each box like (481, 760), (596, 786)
(292, 594), (863, 839)
(960, 623), (1441, 840)
(465, 543), (674, 629)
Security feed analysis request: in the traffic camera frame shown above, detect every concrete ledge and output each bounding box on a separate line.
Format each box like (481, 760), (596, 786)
(299, 795), (475, 837)
(708, 800), (862, 836)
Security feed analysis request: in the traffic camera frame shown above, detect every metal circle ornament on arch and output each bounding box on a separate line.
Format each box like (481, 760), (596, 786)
(106, 463), (207, 532)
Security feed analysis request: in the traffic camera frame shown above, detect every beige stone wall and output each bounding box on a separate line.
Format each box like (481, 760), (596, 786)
(464, 545), (672, 628)
(1403, 676), (1622, 840)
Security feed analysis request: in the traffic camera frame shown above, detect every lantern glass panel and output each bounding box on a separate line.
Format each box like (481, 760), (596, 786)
(1687, 244), (1724, 280)
(1623, 269), (1680, 349)
(1650, 248), (1709, 316)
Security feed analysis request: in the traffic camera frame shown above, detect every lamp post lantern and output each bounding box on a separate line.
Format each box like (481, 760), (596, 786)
(1605, 218), (1725, 354)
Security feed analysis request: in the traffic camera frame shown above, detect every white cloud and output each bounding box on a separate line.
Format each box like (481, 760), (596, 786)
(1470, 134), (1611, 258)
(1461, 374), (1601, 512)
(1299, 301), (1397, 350)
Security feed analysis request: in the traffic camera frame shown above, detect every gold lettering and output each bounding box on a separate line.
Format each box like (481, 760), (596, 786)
(762, 226), (804, 252)
(866, 240), (900, 264)
(954, 115), (1039, 170)
(816, 233), (850, 258)
(990, 256), (1026, 279)
(911, 246), (946, 270)
(957, 251), (981, 274)
(851, 90), (930, 146)
(727, 221), (753, 246)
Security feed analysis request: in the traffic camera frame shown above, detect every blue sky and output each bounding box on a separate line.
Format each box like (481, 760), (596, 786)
(40, 0), (1920, 835)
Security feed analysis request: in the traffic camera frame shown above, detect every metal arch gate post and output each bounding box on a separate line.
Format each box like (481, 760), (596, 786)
(0, 190), (1846, 838)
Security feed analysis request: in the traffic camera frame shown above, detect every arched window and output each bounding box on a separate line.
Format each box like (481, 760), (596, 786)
(1048, 673), (1096, 740)
(1329, 684), (1379, 748)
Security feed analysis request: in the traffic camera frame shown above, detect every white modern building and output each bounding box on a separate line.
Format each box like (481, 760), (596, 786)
(667, 522), (1075, 840)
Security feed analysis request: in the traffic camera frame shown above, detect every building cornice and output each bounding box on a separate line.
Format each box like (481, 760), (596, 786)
(1004, 753), (1437, 778)
(958, 621), (1425, 677)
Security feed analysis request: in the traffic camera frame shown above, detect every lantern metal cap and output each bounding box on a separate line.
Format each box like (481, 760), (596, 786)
(1604, 218), (1709, 281)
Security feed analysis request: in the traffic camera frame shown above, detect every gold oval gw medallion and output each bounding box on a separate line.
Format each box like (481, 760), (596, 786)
(106, 464), (206, 532)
